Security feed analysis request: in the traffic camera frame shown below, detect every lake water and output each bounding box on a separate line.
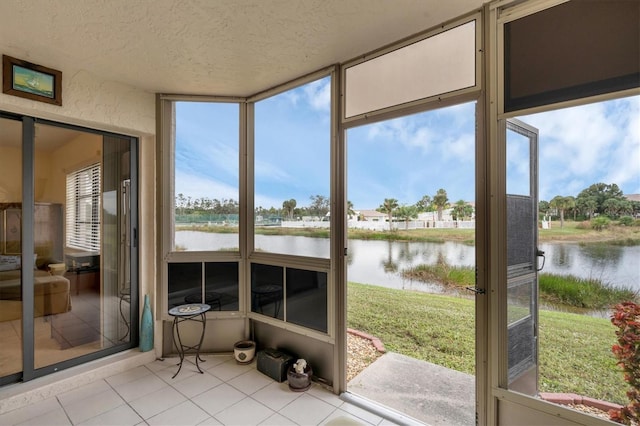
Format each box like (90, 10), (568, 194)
(175, 231), (640, 292)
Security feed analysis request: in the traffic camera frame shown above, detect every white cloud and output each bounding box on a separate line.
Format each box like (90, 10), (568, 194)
(523, 95), (640, 198)
(254, 158), (292, 182)
(175, 171), (238, 201)
(303, 79), (331, 112)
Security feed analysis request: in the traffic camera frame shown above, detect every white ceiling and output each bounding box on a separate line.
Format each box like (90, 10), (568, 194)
(0, 0), (484, 97)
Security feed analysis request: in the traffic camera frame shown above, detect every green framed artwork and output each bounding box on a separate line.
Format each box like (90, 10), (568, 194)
(2, 54), (62, 105)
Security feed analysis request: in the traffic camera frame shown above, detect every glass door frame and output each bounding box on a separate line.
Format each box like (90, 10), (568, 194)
(0, 112), (139, 385)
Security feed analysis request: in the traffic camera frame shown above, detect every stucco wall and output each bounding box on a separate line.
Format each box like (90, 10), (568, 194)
(0, 67), (154, 135)
(0, 65), (159, 352)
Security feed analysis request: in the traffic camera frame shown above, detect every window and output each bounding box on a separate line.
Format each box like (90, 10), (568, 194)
(344, 19), (477, 119)
(174, 102), (239, 252)
(66, 163), (100, 251)
(250, 263), (328, 333)
(168, 262), (239, 311)
(254, 76), (331, 258)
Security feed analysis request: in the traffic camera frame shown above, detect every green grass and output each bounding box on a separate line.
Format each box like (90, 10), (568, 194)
(539, 273), (636, 309)
(403, 264), (636, 310)
(403, 262), (475, 288)
(176, 220), (640, 245)
(347, 282), (626, 405)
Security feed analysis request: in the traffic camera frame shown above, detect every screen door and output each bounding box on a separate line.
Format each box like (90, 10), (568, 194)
(506, 118), (540, 395)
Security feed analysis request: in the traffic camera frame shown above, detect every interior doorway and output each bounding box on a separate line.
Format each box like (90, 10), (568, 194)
(345, 101), (477, 425)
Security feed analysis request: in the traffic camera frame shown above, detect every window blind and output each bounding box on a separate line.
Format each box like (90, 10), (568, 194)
(66, 164), (101, 252)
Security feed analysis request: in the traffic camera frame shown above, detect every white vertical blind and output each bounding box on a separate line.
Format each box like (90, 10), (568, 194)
(66, 164), (101, 252)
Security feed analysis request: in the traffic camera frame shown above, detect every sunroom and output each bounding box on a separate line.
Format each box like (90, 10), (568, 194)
(0, 0), (638, 425)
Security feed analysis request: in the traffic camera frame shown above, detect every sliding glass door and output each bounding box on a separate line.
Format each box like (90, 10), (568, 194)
(0, 113), (138, 384)
(0, 115), (24, 380)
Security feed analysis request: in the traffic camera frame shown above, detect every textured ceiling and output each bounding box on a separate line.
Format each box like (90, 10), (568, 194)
(0, 0), (484, 97)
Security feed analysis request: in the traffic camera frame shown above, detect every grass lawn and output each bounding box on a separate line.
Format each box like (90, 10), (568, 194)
(179, 220), (640, 245)
(347, 282), (626, 405)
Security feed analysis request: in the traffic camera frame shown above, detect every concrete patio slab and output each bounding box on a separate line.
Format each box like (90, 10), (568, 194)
(348, 352), (475, 425)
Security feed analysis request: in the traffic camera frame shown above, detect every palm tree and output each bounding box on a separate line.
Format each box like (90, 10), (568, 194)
(415, 195), (432, 212)
(432, 189), (449, 221)
(452, 199), (473, 221)
(377, 198), (398, 231)
(549, 195), (575, 228)
(282, 199), (297, 219)
(576, 195), (598, 220)
(347, 200), (355, 219)
(396, 205), (418, 229)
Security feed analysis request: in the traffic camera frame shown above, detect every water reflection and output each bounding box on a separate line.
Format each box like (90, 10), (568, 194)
(175, 232), (640, 293)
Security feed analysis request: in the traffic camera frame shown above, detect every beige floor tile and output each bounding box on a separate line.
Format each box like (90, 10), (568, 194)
(190, 383), (246, 417)
(170, 370), (222, 398)
(77, 404), (143, 426)
(278, 393), (337, 425)
(112, 372), (167, 402)
(212, 397), (275, 425)
(251, 381), (302, 412)
(62, 388), (125, 425)
(0, 397), (61, 425)
(146, 400), (210, 426)
(129, 385), (187, 419)
(227, 368), (273, 395)
(16, 406), (71, 426)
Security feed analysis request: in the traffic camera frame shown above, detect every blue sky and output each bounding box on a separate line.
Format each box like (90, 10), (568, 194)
(175, 82), (639, 211)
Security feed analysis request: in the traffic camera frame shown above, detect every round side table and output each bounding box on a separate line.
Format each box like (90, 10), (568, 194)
(168, 303), (211, 378)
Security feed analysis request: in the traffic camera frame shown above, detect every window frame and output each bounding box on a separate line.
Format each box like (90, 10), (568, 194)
(341, 12), (482, 124)
(65, 163), (101, 252)
(159, 96), (246, 321)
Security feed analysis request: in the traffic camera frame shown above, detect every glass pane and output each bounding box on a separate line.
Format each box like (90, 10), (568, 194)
(507, 278), (532, 325)
(35, 124), (99, 366)
(168, 262), (202, 308)
(204, 262), (239, 311)
(505, 120), (538, 395)
(102, 137), (133, 345)
(0, 117), (23, 377)
(32, 125), (132, 368)
(174, 102), (239, 252)
(251, 263), (284, 320)
(507, 128), (530, 196)
(286, 268), (327, 333)
(345, 21), (476, 118)
(254, 77), (331, 258)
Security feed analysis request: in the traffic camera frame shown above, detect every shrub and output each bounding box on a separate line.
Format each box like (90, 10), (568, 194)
(575, 220), (592, 230)
(592, 216), (611, 231)
(610, 301), (640, 425)
(619, 216), (635, 227)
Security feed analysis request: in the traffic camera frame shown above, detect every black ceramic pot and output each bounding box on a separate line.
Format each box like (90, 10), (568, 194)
(287, 365), (313, 391)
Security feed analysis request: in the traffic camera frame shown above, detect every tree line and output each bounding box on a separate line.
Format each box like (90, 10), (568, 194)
(175, 190), (474, 223)
(541, 182), (640, 228)
(375, 188), (473, 228)
(177, 181), (640, 227)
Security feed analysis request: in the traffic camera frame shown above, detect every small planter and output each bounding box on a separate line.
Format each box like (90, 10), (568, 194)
(287, 365), (313, 392)
(233, 340), (256, 364)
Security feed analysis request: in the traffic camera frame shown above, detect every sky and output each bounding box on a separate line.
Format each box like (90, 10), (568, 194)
(175, 80), (639, 212)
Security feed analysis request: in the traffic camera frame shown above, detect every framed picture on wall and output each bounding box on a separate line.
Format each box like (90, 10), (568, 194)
(3, 208), (21, 254)
(2, 55), (62, 106)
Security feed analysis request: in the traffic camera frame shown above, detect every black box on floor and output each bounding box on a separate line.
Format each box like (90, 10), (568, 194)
(257, 349), (295, 382)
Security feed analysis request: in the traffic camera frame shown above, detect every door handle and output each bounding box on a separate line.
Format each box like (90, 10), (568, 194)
(536, 248), (545, 271)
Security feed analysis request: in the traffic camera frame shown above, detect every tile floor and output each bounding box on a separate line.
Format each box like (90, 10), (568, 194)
(0, 354), (398, 426)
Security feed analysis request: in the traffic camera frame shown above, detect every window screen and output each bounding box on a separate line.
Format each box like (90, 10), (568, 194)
(504, 0), (640, 112)
(345, 20), (476, 118)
